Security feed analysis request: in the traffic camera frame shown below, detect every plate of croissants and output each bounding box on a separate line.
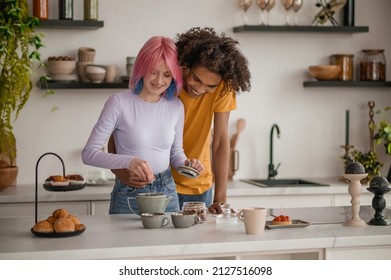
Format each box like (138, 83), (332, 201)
(43, 174), (86, 192)
(31, 208), (86, 238)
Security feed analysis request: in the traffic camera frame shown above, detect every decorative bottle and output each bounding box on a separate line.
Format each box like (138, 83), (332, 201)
(84, 0), (99, 20)
(33, 0), (49, 20)
(59, 0), (73, 20)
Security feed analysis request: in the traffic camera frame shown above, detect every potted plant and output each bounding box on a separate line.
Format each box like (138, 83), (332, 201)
(372, 107), (391, 181)
(0, 0), (44, 190)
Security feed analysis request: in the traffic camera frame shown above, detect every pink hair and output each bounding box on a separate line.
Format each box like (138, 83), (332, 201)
(129, 36), (182, 98)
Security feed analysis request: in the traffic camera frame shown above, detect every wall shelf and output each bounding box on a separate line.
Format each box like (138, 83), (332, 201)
(303, 81), (391, 87)
(39, 81), (128, 90)
(37, 20), (104, 29)
(233, 25), (369, 33)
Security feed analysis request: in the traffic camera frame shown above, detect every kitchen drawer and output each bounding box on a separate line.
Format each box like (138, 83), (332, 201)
(0, 201), (90, 218)
(91, 200), (110, 215)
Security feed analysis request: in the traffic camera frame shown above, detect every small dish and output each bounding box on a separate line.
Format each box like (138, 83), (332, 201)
(49, 74), (78, 82)
(265, 219), (310, 229)
(31, 227), (86, 238)
(43, 183), (86, 192)
(177, 166), (200, 178)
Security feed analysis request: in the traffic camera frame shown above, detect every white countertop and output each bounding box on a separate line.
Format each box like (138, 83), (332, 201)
(0, 178), (352, 204)
(1, 212), (391, 260)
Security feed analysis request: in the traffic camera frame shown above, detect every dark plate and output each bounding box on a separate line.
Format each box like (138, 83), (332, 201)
(43, 183), (86, 192)
(266, 219), (310, 229)
(31, 227), (86, 238)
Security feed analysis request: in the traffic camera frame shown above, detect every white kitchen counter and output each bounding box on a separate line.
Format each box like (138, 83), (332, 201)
(1, 213), (391, 260)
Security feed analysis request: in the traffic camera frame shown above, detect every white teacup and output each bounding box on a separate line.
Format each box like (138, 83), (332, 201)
(238, 207), (267, 234)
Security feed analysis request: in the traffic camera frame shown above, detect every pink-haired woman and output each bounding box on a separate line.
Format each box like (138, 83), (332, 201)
(82, 36), (204, 214)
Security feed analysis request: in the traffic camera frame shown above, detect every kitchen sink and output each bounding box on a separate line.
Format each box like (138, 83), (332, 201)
(241, 178), (329, 187)
(268, 205), (389, 225)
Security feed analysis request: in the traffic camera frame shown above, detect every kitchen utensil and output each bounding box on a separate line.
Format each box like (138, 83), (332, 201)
(308, 65), (341, 81)
(171, 212), (200, 228)
(177, 165), (200, 178)
(140, 213), (169, 229)
(127, 193), (172, 215)
(238, 207), (267, 234)
(228, 118), (246, 180)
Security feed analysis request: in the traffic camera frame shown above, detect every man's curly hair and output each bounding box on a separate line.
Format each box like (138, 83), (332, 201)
(175, 27), (251, 95)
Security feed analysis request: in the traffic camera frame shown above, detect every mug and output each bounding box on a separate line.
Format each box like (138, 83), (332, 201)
(104, 65), (120, 83)
(238, 207), (267, 234)
(171, 212), (199, 228)
(140, 213), (169, 229)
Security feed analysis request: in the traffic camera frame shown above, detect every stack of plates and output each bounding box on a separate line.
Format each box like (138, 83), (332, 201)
(49, 74), (78, 82)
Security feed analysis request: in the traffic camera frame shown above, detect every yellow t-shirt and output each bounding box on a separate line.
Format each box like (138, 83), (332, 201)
(172, 83), (237, 195)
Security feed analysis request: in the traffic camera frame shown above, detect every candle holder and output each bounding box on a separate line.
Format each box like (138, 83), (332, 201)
(339, 144), (354, 183)
(366, 187), (391, 226)
(342, 173), (368, 227)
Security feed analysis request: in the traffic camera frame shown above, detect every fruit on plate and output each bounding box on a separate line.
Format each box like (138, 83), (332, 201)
(272, 215), (292, 225)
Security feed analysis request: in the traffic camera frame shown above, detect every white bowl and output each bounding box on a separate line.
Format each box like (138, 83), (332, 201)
(86, 66), (106, 83)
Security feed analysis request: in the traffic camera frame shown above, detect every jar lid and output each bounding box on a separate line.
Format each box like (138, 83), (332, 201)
(183, 201), (206, 208)
(330, 54), (354, 57)
(361, 49), (384, 53)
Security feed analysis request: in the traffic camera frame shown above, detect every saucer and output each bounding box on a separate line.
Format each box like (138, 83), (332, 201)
(50, 74), (78, 82)
(178, 166), (200, 178)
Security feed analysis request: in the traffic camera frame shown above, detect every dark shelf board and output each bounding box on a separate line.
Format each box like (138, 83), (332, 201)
(39, 81), (128, 89)
(37, 20), (104, 29)
(303, 81), (391, 87)
(233, 25), (369, 33)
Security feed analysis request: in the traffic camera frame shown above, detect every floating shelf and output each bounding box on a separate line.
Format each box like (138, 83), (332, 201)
(233, 25), (369, 33)
(37, 20), (104, 29)
(39, 81), (128, 89)
(303, 81), (391, 87)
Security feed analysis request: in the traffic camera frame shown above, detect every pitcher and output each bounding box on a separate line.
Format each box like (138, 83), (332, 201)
(127, 192), (172, 215)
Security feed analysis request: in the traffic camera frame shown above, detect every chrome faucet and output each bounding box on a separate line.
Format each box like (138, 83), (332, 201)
(268, 124), (281, 180)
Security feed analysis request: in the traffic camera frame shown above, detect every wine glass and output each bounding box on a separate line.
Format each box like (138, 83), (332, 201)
(256, 0), (270, 25)
(292, 0), (303, 26)
(281, 0), (293, 25)
(265, 0), (275, 25)
(239, 0), (253, 25)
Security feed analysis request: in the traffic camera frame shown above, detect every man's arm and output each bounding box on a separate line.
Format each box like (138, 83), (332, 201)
(107, 135), (149, 187)
(209, 111), (231, 214)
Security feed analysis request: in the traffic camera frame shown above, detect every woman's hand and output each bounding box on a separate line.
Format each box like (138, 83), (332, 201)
(128, 158), (155, 183)
(185, 158), (205, 173)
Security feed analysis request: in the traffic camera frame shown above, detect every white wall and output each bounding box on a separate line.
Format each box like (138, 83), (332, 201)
(17, 0), (391, 184)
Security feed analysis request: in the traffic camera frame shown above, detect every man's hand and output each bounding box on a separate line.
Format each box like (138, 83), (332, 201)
(208, 202), (224, 214)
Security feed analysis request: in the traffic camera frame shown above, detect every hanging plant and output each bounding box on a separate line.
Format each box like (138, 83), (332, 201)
(0, 0), (45, 167)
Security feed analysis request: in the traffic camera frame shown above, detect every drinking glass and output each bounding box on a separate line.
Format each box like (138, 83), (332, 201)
(292, 0), (303, 25)
(256, 0), (270, 25)
(239, 0), (253, 25)
(281, 0), (293, 25)
(265, 0), (275, 25)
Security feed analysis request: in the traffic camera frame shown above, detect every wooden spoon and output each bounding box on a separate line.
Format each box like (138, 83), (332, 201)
(230, 118), (246, 151)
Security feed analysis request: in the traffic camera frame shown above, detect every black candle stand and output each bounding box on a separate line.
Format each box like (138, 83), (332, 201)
(366, 187), (391, 226)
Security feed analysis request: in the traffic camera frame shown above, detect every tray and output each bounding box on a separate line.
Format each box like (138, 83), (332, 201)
(266, 219), (310, 229)
(43, 183), (86, 192)
(31, 227), (86, 238)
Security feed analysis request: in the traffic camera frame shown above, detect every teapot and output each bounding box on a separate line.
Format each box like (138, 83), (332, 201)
(127, 192), (172, 215)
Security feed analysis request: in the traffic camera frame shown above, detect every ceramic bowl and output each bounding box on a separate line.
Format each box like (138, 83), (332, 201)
(46, 60), (76, 76)
(86, 65), (106, 83)
(308, 65), (341, 81)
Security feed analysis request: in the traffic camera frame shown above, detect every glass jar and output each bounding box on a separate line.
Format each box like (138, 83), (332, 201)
(330, 54), (354, 81)
(359, 49), (386, 81)
(33, 0), (49, 20)
(59, 0), (73, 20)
(215, 203), (238, 225)
(84, 0), (99, 20)
(182, 201), (208, 224)
(126, 56), (136, 77)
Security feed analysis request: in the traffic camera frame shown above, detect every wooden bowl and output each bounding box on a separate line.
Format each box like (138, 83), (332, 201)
(46, 60), (76, 76)
(308, 65), (341, 81)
